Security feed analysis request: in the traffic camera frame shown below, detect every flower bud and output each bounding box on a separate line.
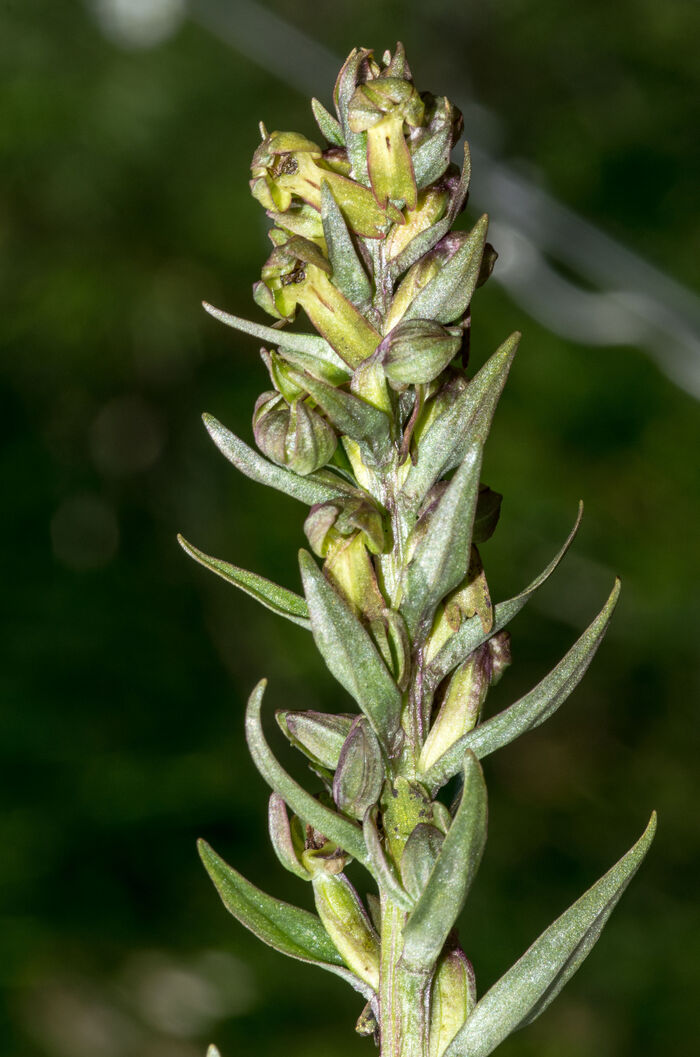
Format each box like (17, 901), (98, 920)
(369, 608), (411, 690)
(429, 949), (475, 1057)
(304, 498), (385, 558)
(379, 318), (462, 390)
(385, 185), (449, 262)
(268, 793), (311, 880)
(333, 716), (385, 820)
(419, 646), (491, 775)
(304, 866), (380, 990)
(276, 710), (355, 769)
(253, 391), (336, 476)
(401, 823), (444, 900)
(385, 230), (481, 331)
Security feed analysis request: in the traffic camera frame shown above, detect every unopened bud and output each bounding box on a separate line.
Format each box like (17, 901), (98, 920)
(253, 391), (336, 476)
(276, 710), (355, 769)
(401, 823), (444, 901)
(268, 793), (311, 880)
(304, 498), (385, 558)
(333, 717), (385, 820)
(384, 251), (442, 331)
(379, 318), (462, 390)
(429, 948), (476, 1057)
(385, 185), (449, 261)
(369, 608), (411, 690)
(304, 866), (380, 990)
(419, 646), (491, 774)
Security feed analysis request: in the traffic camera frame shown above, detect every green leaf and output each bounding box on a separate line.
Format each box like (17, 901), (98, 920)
(203, 414), (347, 506)
(321, 182), (373, 306)
(401, 215), (488, 326)
(198, 838), (373, 999)
(400, 444), (483, 638)
(412, 124), (452, 190)
(422, 578), (620, 791)
(402, 332), (520, 509)
(285, 366), (391, 459)
(311, 97), (344, 146)
(362, 807), (414, 911)
(178, 535), (311, 629)
(202, 301), (339, 362)
(277, 345), (351, 387)
(300, 550), (403, 752)
(444, 813), (657, 1057)
(427, 503), (583, 688)
(402, 753), (488, 970)
(245, 680), (372, 870)
(390, 215), (452, 282)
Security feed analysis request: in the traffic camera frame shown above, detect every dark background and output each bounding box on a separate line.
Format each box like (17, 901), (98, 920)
(2, 2), (699, 1055)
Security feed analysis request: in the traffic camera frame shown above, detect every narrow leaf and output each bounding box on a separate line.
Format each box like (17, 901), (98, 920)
(277, 344), (351, 388)
(198, 839), (372, 999)
(403, 333), (520, 509)
(445, 813), (657, 1057)
(321, 182), (373, 306)
(402, 215), (488, 326)
(178, 535), (310, 629)
(286, 366), (391, 457)
(422, 578), (620, 791)
(203, 414), (347, 505)
(362, 807), (414, 911)
(202, 301), (334, 359)
(402, 752), (488, 970)
(427, 503), (584, 688)
(300, 550), (402, 751)
(400, 444), (483, 638)
(311, 97), (344, 146)
(245, 680), (372, 870)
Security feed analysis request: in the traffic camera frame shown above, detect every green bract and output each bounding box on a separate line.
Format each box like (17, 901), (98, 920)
(184, 43), (656, 1057)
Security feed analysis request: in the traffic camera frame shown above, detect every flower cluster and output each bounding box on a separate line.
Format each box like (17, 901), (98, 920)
(185, 43), (655, 1057)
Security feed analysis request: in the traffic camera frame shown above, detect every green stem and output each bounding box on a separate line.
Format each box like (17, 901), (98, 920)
(379, 900), (432, 1057)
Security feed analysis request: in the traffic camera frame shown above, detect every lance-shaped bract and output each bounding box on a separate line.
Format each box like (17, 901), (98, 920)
(186, 41), (655, 1057)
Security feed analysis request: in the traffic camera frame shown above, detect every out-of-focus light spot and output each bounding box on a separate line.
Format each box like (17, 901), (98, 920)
(51, 495), (119, 570)
(89, 395), (165, 476)
(90, 0), (186, 49)
(124, 949), (257, 1036)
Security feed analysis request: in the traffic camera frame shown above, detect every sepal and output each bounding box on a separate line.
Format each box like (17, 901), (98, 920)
(333, 717), (385, 820)
(268, 793), (311, 880)
(276, 710), (355, 770)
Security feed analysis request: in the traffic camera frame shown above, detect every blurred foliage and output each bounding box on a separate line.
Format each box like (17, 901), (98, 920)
(0, 2), (698, 1056)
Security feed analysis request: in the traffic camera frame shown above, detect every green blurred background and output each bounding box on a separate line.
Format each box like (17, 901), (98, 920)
(2, 1), (699, 1055)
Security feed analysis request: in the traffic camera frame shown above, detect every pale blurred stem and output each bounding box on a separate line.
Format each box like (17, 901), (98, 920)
(380, 902), (431, 1057)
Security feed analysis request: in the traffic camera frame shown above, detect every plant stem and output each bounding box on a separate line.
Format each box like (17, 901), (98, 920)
(380, 900), (431, 1057)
